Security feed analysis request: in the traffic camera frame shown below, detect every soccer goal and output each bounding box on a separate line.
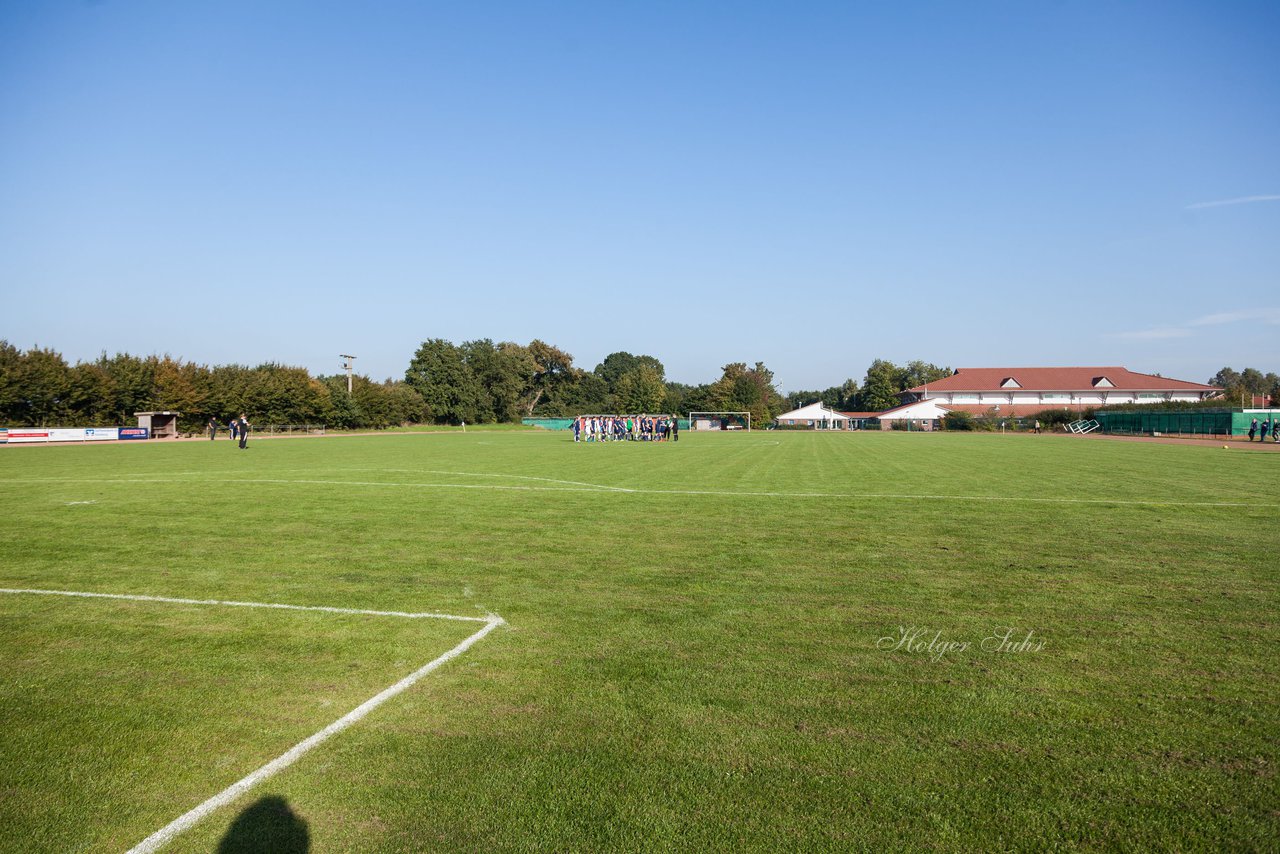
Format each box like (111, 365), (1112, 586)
(688, 411), (752, 431)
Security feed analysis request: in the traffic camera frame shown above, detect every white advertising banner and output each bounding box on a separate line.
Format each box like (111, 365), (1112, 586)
(5, 430), (51, 444)
(2, 427), (123, 444)
(49, 428), (89, 442)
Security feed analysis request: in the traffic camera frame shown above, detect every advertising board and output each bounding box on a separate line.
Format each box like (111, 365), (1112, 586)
(5, 430), (51, 444)
(49, 428), (89, 442)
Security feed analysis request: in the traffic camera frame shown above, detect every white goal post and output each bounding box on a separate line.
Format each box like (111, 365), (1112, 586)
(687, 411), (752, 431)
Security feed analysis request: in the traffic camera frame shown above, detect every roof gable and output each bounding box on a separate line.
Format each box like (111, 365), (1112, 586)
(903, 367), (1217, 394)
(1000, 377), (1021, 389)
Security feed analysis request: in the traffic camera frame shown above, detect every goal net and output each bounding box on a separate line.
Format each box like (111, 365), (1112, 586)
(687, 411), (752, 431)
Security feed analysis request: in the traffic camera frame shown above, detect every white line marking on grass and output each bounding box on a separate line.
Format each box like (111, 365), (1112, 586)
(0, 588), (505, 853)
(3, 477), (1264, 509)
(63, 500), (97, 506)
(126, 617), (503, 854)
(388, 467), (635, 492)
(0, 588), (492, 622)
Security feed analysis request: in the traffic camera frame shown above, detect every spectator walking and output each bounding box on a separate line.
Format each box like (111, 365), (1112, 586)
(1248, 418), (1257, 441)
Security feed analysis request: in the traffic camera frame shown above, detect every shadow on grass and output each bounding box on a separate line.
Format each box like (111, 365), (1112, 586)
(217, 795), (310, 853)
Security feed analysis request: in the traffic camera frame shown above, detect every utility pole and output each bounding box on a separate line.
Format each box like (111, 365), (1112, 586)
(340, 354), (356, 394)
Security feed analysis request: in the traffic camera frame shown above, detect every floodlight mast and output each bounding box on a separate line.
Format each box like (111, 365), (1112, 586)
(340, 354), (357, 394)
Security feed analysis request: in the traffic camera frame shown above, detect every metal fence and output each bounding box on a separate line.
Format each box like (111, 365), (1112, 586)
(1095, 410), (1233, 438)
(255, 424), (327, 435)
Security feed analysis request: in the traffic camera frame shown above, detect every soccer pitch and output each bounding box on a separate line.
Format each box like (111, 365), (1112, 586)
(1, 430), (1276, 851)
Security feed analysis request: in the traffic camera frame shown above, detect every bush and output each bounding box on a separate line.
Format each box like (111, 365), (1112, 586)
(942, 411), (976, 431)
(1035, 407), (1095, 430)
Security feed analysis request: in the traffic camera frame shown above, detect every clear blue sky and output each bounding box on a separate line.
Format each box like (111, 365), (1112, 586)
(2, 1), (1277, 390)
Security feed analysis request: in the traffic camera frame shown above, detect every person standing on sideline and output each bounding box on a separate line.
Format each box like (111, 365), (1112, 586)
(1248, 418), (1258, 441)
(1033, 420), (1041, 434)
(228, 417), (238, 443)
(208, 417), (219, 440)
(1261, 419), (1272, 442)
(671, 415), (679, 442)
(238, 414), (251, 449)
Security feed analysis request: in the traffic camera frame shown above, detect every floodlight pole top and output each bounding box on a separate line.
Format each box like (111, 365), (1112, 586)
(340, 354), (357, 394)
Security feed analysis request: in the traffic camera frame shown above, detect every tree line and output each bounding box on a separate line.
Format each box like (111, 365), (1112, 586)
(0, 342), (425, 432)
(403, 339), (785, 426)
(0, 338), (789, 431)
(1207, 367), (1280, 407)
(7, 338), (1263, 432)
(784, 359), (952, 413)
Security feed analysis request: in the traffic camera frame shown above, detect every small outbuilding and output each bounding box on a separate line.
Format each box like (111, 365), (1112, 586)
(774, 402), (853, 430)
(135, 411), (181, 439)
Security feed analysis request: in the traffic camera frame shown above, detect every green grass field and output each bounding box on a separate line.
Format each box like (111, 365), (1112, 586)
(1, 430), (1277, 852)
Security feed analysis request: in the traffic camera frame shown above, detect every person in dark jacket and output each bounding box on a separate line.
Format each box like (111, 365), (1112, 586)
(238, 414), (251, 449)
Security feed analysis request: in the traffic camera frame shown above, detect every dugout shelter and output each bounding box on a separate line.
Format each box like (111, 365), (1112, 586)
(135, 411), (180, 439)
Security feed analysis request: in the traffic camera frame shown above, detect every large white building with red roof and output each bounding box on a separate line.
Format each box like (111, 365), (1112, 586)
(773, 367), (1220, 429)
(891, 366), (1219, 420)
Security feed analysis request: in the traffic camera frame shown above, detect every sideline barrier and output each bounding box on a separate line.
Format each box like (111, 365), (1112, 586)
(2, 427), (135, 444)
(1095, 410), (1234, 438)
(5, 430), (51, 444)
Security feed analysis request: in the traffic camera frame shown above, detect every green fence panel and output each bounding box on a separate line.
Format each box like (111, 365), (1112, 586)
(1096, 410), (1236, 437)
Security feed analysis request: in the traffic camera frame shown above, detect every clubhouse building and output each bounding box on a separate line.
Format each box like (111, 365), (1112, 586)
(774, 367), (1219, 428)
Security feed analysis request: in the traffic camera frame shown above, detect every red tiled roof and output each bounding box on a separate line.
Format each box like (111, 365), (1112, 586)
(931, 403), (1076, 417)
(904, 367), (1217, 394)
(863, 400), (947, 417)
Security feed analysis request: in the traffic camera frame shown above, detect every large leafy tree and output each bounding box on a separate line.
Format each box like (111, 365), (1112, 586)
(66, 362), (117, 426)
(707, 361), (783, 424)
(9, 347), (72, 426)
(462, 339), (538, 423)
(900, 360), (951, 391)
(524, 340), (581, 416)
(1239, 368), (1269, 395)
(595, 352), (665, 387)
(97, 353), (158, 423)
(1209, 367), (1241, 388)
(0, 340), (21, 421)
(858, 359), (903, 412)
(405, 339), (482, 424)
(614, 365), (667, 412)
(855, 359), (950, 412)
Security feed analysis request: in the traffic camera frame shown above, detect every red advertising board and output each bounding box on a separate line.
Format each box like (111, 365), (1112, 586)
(5, 430), (51, 444)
